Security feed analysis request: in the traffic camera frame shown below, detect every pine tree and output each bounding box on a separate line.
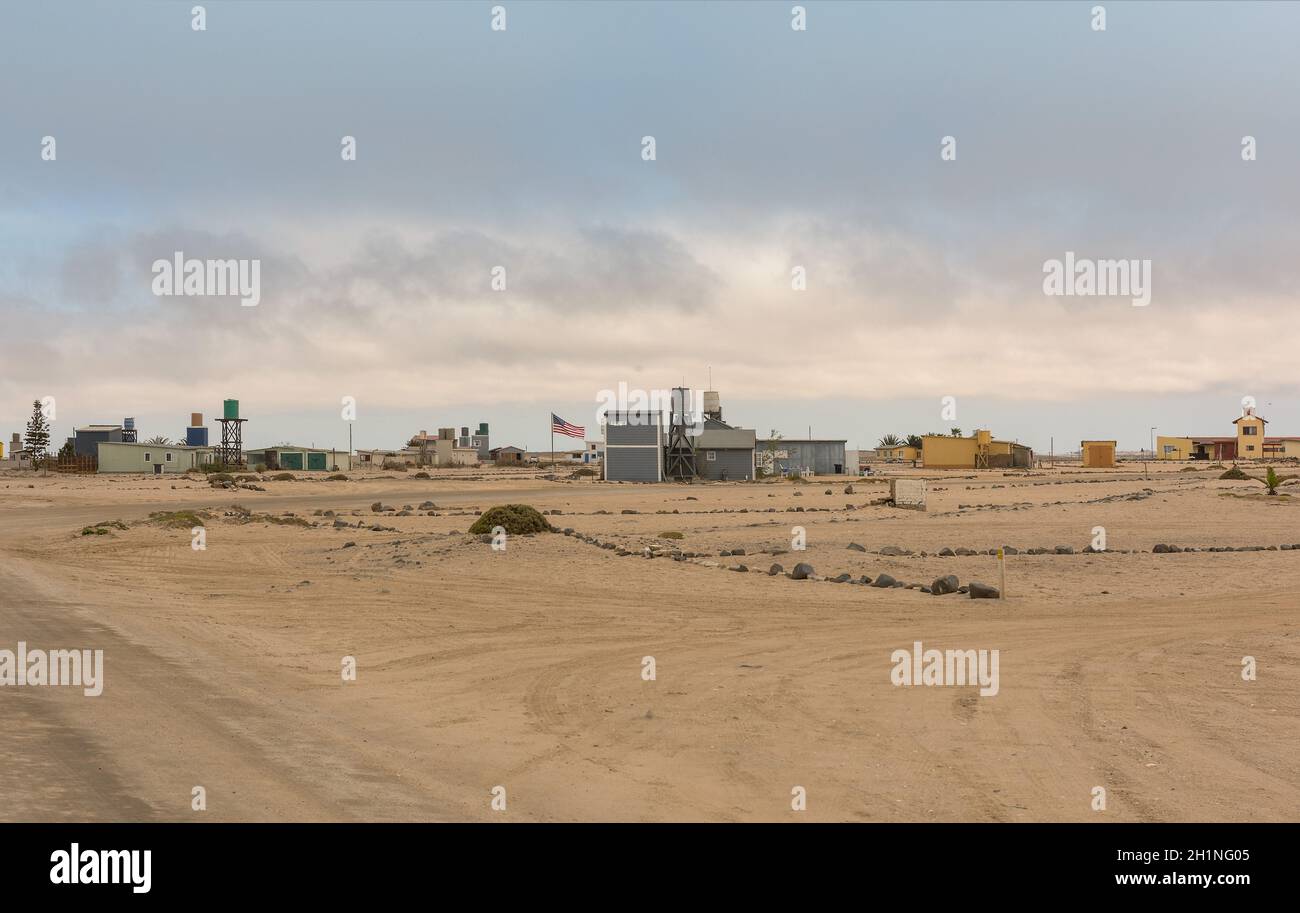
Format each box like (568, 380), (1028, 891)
(25, 399), (51, 464)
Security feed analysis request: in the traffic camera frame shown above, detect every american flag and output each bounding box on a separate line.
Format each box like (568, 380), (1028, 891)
(551, 413), (585, 439)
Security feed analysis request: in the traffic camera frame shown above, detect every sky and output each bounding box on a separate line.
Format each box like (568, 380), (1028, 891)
(2, 0), (1298, 455)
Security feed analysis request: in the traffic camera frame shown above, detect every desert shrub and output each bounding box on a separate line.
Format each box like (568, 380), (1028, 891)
(235, 474), (259, 482)
(574, 466), (597, 477)
(254, 463), (267, 473)
(1219, 466), (1249, 480)
(327, 473), (348, 481)
(270, 472), (295, 481)
(149, 510), (207, 528)
(207, 472), (234, 483)
(79, 519), (126, 535)
(468, 504), (553, 535)
(658, 530), (684, 539)
(199, 462), (225, 473)
(413, 471), (431, 479)
(381, 460), (407, 471)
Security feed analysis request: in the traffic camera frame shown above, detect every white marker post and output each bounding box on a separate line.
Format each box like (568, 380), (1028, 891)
(998, 547), (1006, 599)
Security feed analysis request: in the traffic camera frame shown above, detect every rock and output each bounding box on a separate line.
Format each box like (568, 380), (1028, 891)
(720, 550), (732, 557)
(1152, 543), (1171, 553)
(621, 509), (638, 515)
(858, 575), (873, 585)
(791, 562), (815, 580)
(931, 574), (960, 595)
(768, 563), (784, 576)
(871, 574), (897, 588)
(730, 564), (748, 572)
(419, 501), (435, 510)
(844, 484), (854, 495)
(370, 502), (384, 512)
(1054, 545), (1074, 554)
(831, 573), (852, 583)
(938, 547), (956, 557)
(879, 545), (911, 556)
(846, 543), (866, 552)
(731, 548), (746, 556)
(955, 547), (975, 556)
(968, 581), (1000, 599)
(333, 519), (349, 528)
(342, 541), (356, 548)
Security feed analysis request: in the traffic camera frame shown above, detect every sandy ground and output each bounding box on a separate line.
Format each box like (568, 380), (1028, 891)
(1, 463), (1297, 822)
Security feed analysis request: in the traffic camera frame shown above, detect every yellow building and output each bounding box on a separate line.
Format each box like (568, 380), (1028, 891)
(921, 430), (1032, 469)
(1080, 440), (1116, 468)
(1156, 436), (1193, 460)
(1234, 412), (1266, 459)
(1157, 405), (1299, 460)
(875, 444), (919, 462)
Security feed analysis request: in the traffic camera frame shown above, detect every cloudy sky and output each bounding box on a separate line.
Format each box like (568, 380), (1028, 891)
(3, 0), (1298, 454)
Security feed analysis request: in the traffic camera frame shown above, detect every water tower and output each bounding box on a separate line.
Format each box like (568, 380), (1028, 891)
(217, 398), (247, 467)
(664, 386), (697, 480)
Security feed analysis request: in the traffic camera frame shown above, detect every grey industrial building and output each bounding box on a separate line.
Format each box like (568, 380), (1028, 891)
(693, 418), (756, 480)
(603, 411), (663, 482)
(758, 438), (849, 475)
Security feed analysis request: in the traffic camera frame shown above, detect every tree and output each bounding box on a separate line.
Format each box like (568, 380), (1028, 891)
(1248, 466), (1298, 495)
(144, 435), (171, 446)
(950, 427), (963, 437)
(758, 429), (784, 477)
(57, 440), (75, 461)
(877, 433), (903, 448)
(906, 434), (923, 450)
(24, 399), (50, 465)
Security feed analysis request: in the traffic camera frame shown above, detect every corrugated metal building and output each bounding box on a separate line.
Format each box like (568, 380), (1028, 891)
(758, 438), (849, 475)
(71, 424), (124, 458)
(604, 411), (663, 482)
(244, 445), (352, 472)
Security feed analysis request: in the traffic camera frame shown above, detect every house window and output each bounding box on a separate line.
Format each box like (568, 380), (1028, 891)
(1243, 426), (1257, 435)
(1246, 445), (1255, 452)
(165, 452), (173, 462)
(706, 450), (717, 461)
(144, 452), (151, 462)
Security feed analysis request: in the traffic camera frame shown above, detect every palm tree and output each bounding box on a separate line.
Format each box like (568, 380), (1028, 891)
(950, 427), (963, 437)
(144, 435), (171, 446)
(1248, 466), (1298, 495)
(906, 434), (923, 450)
(877, 433), (903, 448)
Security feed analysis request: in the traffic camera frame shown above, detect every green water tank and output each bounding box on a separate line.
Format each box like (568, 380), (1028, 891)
(223, 399), (240, 420)
(478, 423), (489, 435)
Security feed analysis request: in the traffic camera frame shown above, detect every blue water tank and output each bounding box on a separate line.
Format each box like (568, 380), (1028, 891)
(186, 426), (209, 446)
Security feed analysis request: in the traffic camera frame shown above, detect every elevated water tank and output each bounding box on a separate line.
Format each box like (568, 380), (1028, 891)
(223, 399), (240, 420)
(186, 427), (209, 446)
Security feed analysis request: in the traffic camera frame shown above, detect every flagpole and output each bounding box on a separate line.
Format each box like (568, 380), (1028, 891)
(550, 415), (554, 469)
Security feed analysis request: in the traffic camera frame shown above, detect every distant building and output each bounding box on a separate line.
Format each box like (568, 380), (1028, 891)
(97, 441), (214, 474)
(875, 444), (920, 462)
(1158, 405), (1300, 460)
(693, 418), (756, 480)
(244, 445), (352, 472)
(921, 431), (1032, 469)
(1080, 440), (1117, 468)
(355, 448), (400, 467)
(69, 424), (124, 458)
(490, 445), (525, 465)
(604, 411), (663, 482)
(757, 438), (849, 476)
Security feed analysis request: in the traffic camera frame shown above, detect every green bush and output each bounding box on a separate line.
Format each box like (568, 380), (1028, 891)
(1219, 466), (1249, 480)
(149, 510), (207, 528)
(658, 531), (684, 539)
(207, 472), (234, 483)
(468, 504), (553, 535)
(270, 472), (295, 481)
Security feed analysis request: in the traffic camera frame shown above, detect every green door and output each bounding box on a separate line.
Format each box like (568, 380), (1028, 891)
(281, 451), (304, 470)
(307, 452), (327, 471)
